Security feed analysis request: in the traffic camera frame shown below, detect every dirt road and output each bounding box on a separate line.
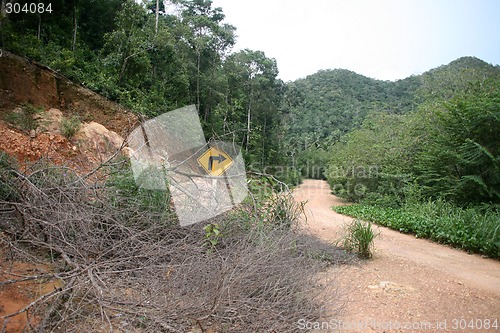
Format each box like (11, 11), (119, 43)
(294, 180), (500, 333)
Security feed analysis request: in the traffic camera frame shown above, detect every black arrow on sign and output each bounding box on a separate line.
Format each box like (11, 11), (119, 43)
(208, 154), (227, 171)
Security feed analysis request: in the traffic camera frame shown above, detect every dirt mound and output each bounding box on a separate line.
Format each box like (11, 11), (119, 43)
(0, 120), (79, 168)
(0, 115), (129, 175)
(39, 108), (64, 135)
(0, 51), (139, 172)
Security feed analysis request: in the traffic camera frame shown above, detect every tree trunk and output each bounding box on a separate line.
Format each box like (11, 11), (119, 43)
(261, 115), (266, 166)
(119, 57), (128, 84)
(196, 51), (201, 111)
(152, 0), (159, 79)
(72, 1), (78, 51)
(245, 104), (251, 153)
(0, 0), (6, 16)
(37, 14), (41, 40)
(155, 0), (159, 35)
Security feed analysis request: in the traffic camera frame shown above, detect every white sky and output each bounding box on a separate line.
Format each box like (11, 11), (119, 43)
(211, 0), (500, 82)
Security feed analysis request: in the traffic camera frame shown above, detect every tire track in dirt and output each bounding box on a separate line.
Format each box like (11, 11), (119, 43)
(294, 180), (500, 333)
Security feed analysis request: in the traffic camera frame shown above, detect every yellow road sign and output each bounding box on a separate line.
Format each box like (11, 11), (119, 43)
(197, 146), (234, 176)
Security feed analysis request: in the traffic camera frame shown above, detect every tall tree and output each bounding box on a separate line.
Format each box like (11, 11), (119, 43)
(222, 49), (283, 167)
(178, 0), (235, 118)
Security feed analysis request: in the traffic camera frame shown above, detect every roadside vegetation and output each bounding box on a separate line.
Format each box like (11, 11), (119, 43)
(0, 0), (288, 180)
(60, 115), (82, 138)
(328, 69), (500, 259)
(334, 202), (499, 258)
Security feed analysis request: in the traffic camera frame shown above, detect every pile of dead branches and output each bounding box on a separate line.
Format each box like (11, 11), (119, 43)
(0, 156), (348, 332)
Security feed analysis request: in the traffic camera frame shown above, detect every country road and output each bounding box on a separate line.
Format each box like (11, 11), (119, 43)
(294, 179), (500, 333)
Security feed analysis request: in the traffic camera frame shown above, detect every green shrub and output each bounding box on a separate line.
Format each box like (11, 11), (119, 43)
(0, 150), (19, 202)
(104, 159), (175, 228)
(203, 223), (221, 249)
(264, 193), (306, 230)
(61, 116), (82, 138)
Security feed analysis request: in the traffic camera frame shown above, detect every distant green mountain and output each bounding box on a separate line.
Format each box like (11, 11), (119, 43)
(418, 56), (500, 101)
(282, 56), (499, 151)
(428, 56), (494, 73)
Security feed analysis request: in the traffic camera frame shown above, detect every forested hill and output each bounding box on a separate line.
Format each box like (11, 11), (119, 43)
(322, 57), (500, 257)
(282, 56), (497, 155)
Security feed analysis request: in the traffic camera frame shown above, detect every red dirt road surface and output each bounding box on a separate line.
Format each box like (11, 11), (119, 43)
(294, 179), (500, 333)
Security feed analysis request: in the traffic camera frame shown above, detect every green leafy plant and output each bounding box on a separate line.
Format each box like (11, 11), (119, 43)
(0, 150), (19, 205)
(203, 223), (221, 248)
(61, 116), (82, 138)
(340, 219), (379, 258)
(104, 159), (174, 229)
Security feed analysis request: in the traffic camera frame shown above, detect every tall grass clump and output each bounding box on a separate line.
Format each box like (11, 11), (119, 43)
(60, 115), (82, 138)
(340, 219), (379, 258)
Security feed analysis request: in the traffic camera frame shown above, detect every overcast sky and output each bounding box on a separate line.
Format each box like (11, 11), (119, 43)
(211, 0), (500, 82)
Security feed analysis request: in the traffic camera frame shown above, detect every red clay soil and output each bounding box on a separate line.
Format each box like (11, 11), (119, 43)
(0, 247), (61, 333)
(294, 179), (500, 333)
(0, 50), (140, 174)
(0, 121), (84, 170)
